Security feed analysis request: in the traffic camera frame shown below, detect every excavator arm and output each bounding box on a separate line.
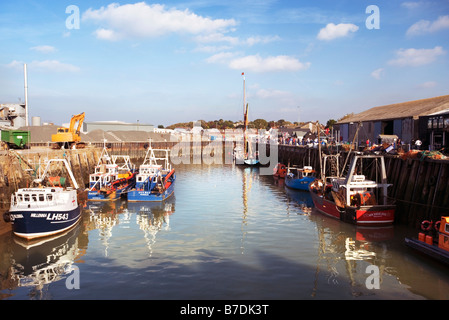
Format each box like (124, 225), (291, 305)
(69, 112), (85, 136)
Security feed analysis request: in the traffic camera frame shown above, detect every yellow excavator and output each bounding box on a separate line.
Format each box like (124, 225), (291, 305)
(51, 112), (86, 149)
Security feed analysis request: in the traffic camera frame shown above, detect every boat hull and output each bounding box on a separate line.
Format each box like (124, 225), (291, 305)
(8, 206), (81, 240)
(87, 182), (134, 201)
(128, 182), (175, 202)
(88, 189), (120, 201)
(405, 237), (449, 266)
(244, 158), (259, 166)
(309, 187), (395, 226)
(285, 176), (315, 191)
(235, 154), (259, 166)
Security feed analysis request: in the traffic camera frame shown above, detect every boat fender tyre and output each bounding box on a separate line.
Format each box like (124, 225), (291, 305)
(3, 211), (10, 223)
(421, 220), (432, 231)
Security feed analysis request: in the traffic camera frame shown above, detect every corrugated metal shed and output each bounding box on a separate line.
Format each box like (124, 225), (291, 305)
(338, 95), (449, 124)
(83, 121), (154, 133)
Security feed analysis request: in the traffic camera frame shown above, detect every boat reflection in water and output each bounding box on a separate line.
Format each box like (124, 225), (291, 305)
(308, 209), (396, 298)
(284, 187), (314, 214)
(128, 199), (175, 257)
(8, 221), (84, 298)
(86, 198), (175, 257)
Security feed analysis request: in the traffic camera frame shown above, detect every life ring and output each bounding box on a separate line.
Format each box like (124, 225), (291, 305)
(435, 221), (441, 232)
(421, 220), (432, 231)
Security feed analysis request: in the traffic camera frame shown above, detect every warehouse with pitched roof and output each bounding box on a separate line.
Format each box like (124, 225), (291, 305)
(337, 95), (449, 150)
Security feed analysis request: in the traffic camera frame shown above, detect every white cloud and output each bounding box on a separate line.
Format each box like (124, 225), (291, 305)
(228, 54), (310, 73)
(6, 60), (23, 69)
(6, 60), (80, 72)
(416, 81), (437, 88)
(254, 88), (290, 99)
(82, 2), (237, 41)
(206, 52), (238, 63)
(317, 23), (359, 41)
(401, 2), (422, 10)
(243, 35), (281, 46)
(371, 68), (384, 80)
(388, 46), (446, 67)
(30, 45), (56, 53)
(194, 45), (233, 53)
(406, 15), (449, 36)
(94, 28), (120, 41)
(194, 32), (239, 46)
(194, 32), (279, 47)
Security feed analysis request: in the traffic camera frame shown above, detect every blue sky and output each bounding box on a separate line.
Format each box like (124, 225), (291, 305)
(1, 0), (448, 127)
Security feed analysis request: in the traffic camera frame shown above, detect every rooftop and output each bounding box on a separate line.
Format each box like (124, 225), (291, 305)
(338, 95), (449, 124)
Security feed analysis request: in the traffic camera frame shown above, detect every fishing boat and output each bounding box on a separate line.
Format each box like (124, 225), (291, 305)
(309, 153), (395, 226)
(273, 163), (287, 178)
(4, 159), (83, 240)
(234, 72), (259, 166)
(285, 165), (316, 191)
(88, 144), (136, 201)
(127, 142), (175, 202)
(405, 217), (449, 266)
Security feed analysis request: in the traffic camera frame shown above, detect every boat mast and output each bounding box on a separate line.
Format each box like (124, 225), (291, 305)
(242, 72), (246, 116)
(317, 121), (324, 181)
(340, 121), (361, 177)
(242, 72), (248, 155)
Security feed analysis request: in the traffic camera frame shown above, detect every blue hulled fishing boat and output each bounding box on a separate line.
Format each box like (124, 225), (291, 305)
(285, 166), (316, 191)
(128, 143), (175, 202)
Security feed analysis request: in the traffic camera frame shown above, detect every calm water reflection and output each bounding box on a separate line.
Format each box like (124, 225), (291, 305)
(1, 164), (449, 300)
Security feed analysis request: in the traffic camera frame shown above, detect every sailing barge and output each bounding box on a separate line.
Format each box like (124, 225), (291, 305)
(234, 72), (259, 166)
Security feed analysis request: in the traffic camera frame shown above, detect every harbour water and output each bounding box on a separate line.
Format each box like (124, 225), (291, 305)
(1, 163), (449, 301)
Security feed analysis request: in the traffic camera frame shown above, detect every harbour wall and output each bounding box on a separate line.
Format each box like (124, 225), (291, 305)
(1, 142), (448, 234)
